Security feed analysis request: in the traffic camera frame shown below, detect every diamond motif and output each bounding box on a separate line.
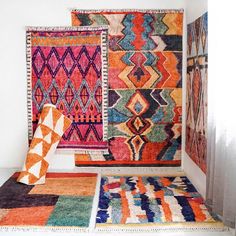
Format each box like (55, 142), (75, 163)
(47, 48), (61, 77)
(133, 67), (145, 81)
(128, 135), (145, 161)
(133, 117), (144, 132)
(127, 116), (151, 135)
(77, 46), (91, 76)
(73, 100), (80, 115)
(127, 53), (151, 87)
(48, 80), (62, 106)
(192, 67), (202, 123)
(60, 80), (77, 112)
(80, 86), (89, 106)
(57, 100), (68, 114)
(62, 47), (76, 76)
(91, 46), (102, 77)
(201, 27), (207, 53)
(34, 84), (44, 106)
(93, 80), (102, 112)
(126, 90), (149, 115)
(95, 86), (102, 105)
(49, 86), (59, 105)
(77, 80), (92, 113)
(65, 84), (74, 106)
(134, 101), (143, 114)
(32, 80), (47, 110)
(32, 47), (45, 77)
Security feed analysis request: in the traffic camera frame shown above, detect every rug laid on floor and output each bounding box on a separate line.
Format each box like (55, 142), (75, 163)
(27, 26), (108, 152)
(72, 10), (183, 166)
(95, 174), (224, 231)
(186, 12), (208, 173)
(0, 172), (97, 230)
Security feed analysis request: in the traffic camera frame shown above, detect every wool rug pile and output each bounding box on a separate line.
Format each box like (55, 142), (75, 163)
(27, 27), (109, 152)
(0, 173), (97, 230)
(186, 12), (208, 173)
(72, 9), (183, 167)
(0, 172), (225, 233)
(96, 174), (223, 231)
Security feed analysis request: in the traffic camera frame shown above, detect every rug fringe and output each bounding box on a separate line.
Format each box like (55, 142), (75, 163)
(70, 8), (184, 14)
(26, 31), (33, 141)
(74, 167), (183, 175)
(102, 171), (185, 177)
(0, 224), (227, 234)
(56, 149), (109, 155)
(26, 26), (109, 32)
(95, 223), (228, 233)
(101, 29), (108, 141)
(0, 226), (88, 233)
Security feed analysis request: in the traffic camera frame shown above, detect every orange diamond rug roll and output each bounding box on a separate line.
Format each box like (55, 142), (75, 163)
(17, 104), (72, 185)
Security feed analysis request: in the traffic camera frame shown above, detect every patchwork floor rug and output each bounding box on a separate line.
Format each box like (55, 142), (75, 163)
(186, 12), (208, 173)
(72, 10), (183, 166)
(0, 172), (97, 230)
(27, 26), (109, 152)
(96, 174), (224, 231)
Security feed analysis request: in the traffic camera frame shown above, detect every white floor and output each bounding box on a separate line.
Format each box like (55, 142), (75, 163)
(0, 168), (233, 236)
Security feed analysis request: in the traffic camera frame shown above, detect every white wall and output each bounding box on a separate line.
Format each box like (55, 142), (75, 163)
(185, 0), (208, 23)
(0, 0), (186, 168)
(182, 0), (208, 198)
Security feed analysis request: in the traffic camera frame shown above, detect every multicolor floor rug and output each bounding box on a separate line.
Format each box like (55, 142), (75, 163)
(72, 10), (183, 166)
(186, 12), (208, 173)
(0, 172), (97, 230)
(95, 174), (223, 231)
(27, 26), (109, 152)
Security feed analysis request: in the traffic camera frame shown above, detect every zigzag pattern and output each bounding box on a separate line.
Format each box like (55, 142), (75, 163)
(187, 13), (208, 57)
(186, 12), (208, 173)
(32, 46), (101, 79)
(96, 175), (216, 224)
(18, 104), (72, 185)
(72, 10), (183, 165)
(108, 89), (181, 161)
(32, 78), (102, 113)
(63, 123), (103, 142)
(29, 28), (108, 151)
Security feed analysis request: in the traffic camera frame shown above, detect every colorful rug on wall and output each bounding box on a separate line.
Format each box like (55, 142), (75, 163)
(95, 174), (223, 231)
(186, 12), (208, 173)
(27, 26), (109, 152)
(0, 172), (97, 231)
(72, 9), (183, 167)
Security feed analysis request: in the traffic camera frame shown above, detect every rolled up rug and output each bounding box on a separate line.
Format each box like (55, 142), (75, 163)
(17, 104), (72, 185)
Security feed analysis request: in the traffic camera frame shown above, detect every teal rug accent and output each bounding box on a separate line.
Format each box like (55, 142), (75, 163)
(47, 196), (94, 227)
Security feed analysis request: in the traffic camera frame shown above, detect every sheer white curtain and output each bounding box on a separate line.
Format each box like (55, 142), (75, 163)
(206, 3), (236, 228)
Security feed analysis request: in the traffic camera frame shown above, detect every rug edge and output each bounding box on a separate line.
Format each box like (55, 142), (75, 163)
(95, 222), (227, 233)
(70, 9), (184, 14)
(0, 226), (88, 233)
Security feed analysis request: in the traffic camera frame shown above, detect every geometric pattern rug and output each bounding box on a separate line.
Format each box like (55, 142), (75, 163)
(72, 10), (183, 166)
(26, 26), (109, 152)
(186, 12), (208, 173)
(0, 172), (225, 233)
(0, 173), (97, 230)
(95, 174), (224, 231)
